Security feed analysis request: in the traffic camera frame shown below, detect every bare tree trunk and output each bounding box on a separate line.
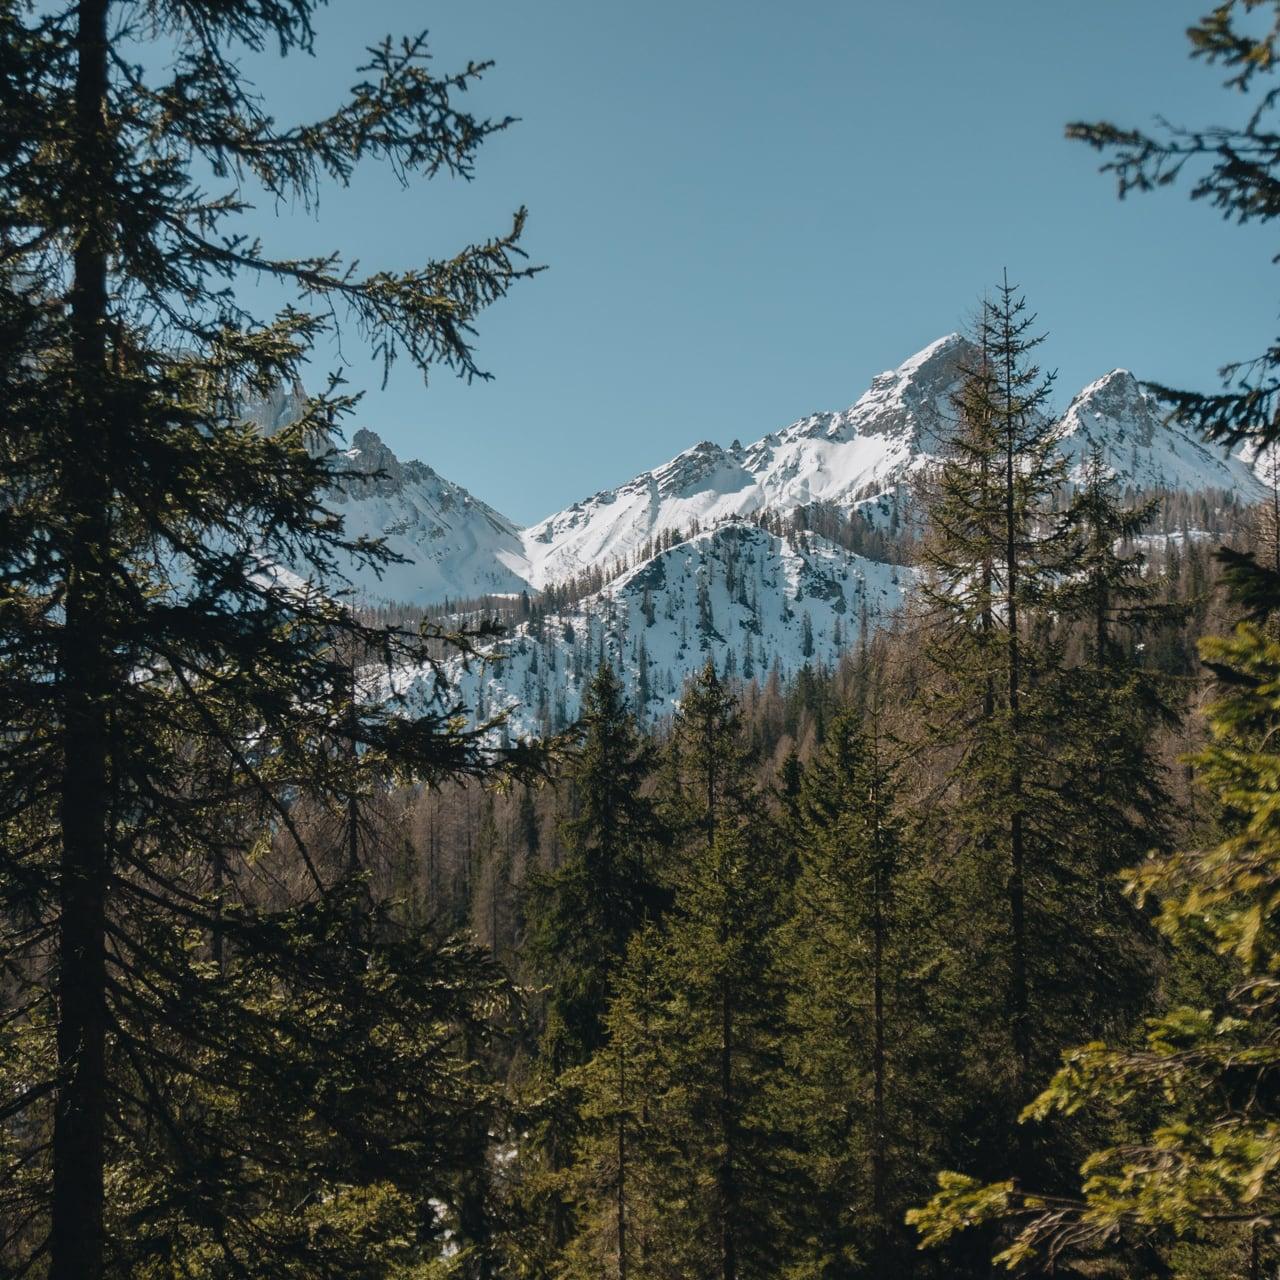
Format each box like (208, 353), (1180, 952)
(51, 4), (112, 1277)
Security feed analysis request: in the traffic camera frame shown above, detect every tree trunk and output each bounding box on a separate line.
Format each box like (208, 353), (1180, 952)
(867, 712), (890, 1264)
(719, 979), (736, 1280)
(457, 1028), (494, 1280)
(51, 4), (113, 1278)
(1002, 322), (1032, 1178)
(616, 1037), (628, 1280)
(871, 847), (888, 1257)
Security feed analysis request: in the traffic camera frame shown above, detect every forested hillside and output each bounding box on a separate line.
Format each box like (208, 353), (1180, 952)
(355, 299), (1269, 1277)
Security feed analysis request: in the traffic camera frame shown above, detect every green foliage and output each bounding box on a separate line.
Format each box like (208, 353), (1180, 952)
(528, 664), (665, 1066)
(558, 667), (793, 1280)
(556, 927), (674, 1280)
(0, 2), (541, 1276)
(777, 707), (923, 1277)
(916, 283), (1078, 1139)
(907, 10), (1280, 1273)
(906, 284), (1181, 1274)
(517, 664), (665, 1270)
(910, 582), (1280, 1275)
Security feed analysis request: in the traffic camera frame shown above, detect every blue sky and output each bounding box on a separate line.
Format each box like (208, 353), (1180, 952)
(229, 1), (1275, 523)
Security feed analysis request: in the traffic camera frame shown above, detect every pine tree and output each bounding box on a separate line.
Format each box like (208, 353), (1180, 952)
(558, 926), (673, 1280)
(647, 663), (792, 1280)
(0, 4), (539, 1276)
(524, 664), (665, 1264)
(915, 282), (1074, 1177)
(1050, 447), (1180, 1032)
(528, 663), (665, 1067)
(655, 819), (790, 1280)
(908, 12), (1280, 1271)
(908, 570), (1280, 1276)
(1066, 1), (1280, 452)
(779, 706), (919, 1277)
(1060, 445), (1172, 668)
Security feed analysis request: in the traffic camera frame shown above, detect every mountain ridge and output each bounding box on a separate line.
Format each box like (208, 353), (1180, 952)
(279, 332), (1267, 617)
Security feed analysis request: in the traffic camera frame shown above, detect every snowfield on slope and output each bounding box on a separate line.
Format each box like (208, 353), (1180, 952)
(382, 523), (908, 735)
(515, 335), (1265, 591)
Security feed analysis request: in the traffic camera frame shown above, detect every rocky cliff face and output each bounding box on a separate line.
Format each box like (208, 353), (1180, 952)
(322, 427), (531, 606)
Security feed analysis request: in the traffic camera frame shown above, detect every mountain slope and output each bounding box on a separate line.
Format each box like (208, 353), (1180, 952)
(326, 428), (531, 606)
(386, 523), (907, 737)
(519, 334), (967, 587)
(245, 385), (531, 606)
(519, 336), (1266, 591)
(1057, 369), (1259, 493)
(259, 336), (1267, 637)
(331, 335), (1271, 731)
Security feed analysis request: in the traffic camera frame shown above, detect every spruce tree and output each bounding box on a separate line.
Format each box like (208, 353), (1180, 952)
(558, 926), (673, 1280)
(915, 282), (1074, 1181)
(779, 706), (919, 1277)
(651, 662), (791, 1280)
(1050, 447), (1179, 1032)
(1066, 0), (1280, 451)
(523, 662), (665, 1264)
(0, 3), (538, 1276)
(656, 819), (789, 1280)
(908, 569), (1280, 1276)
(562, 664), (788, 1280)
(528, 662), (665, 1069)
(907, 9), (1280, 1271)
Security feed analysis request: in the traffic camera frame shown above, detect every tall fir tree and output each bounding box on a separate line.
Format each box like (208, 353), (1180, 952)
(1049, 446), (1179, 1034)
(557, 925), (673, 1280)
(915, 281), (1075, 1186)
(908, 568), (1280, 1277)
(528, 663), (665, 1067)
(522, 662), (665, 1267)
(779, 705), (921, 1278)
(651, 662), (792, 1280)
(561, 663), (791, 1280)
(911, 8), (1280, 1273)
(0, 3), (540, 1276)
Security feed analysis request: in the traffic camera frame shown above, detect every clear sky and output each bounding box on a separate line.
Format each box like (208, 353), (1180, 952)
(229, 1), (1275, 524)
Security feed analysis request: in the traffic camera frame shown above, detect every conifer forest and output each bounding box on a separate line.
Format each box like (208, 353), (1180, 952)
(7, 2), (1280, 1278)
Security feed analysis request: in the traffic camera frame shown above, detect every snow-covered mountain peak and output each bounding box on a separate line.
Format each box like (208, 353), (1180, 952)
(1064, 369), (1154, 445)
(338, 427), (477, 504)
(1058, 369), (1263, 496)
(320, 329), (1279, 733)
(877, 329), (966, 380)
(290, 332), (973, 604)
(246, 330), (1269, 618)
(305, 426), (531, 606)
(776, 332), (971, 450)
(847, 331), (969, 436)
(519, 335), (973, 587)
(340, 427), (418, 493)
